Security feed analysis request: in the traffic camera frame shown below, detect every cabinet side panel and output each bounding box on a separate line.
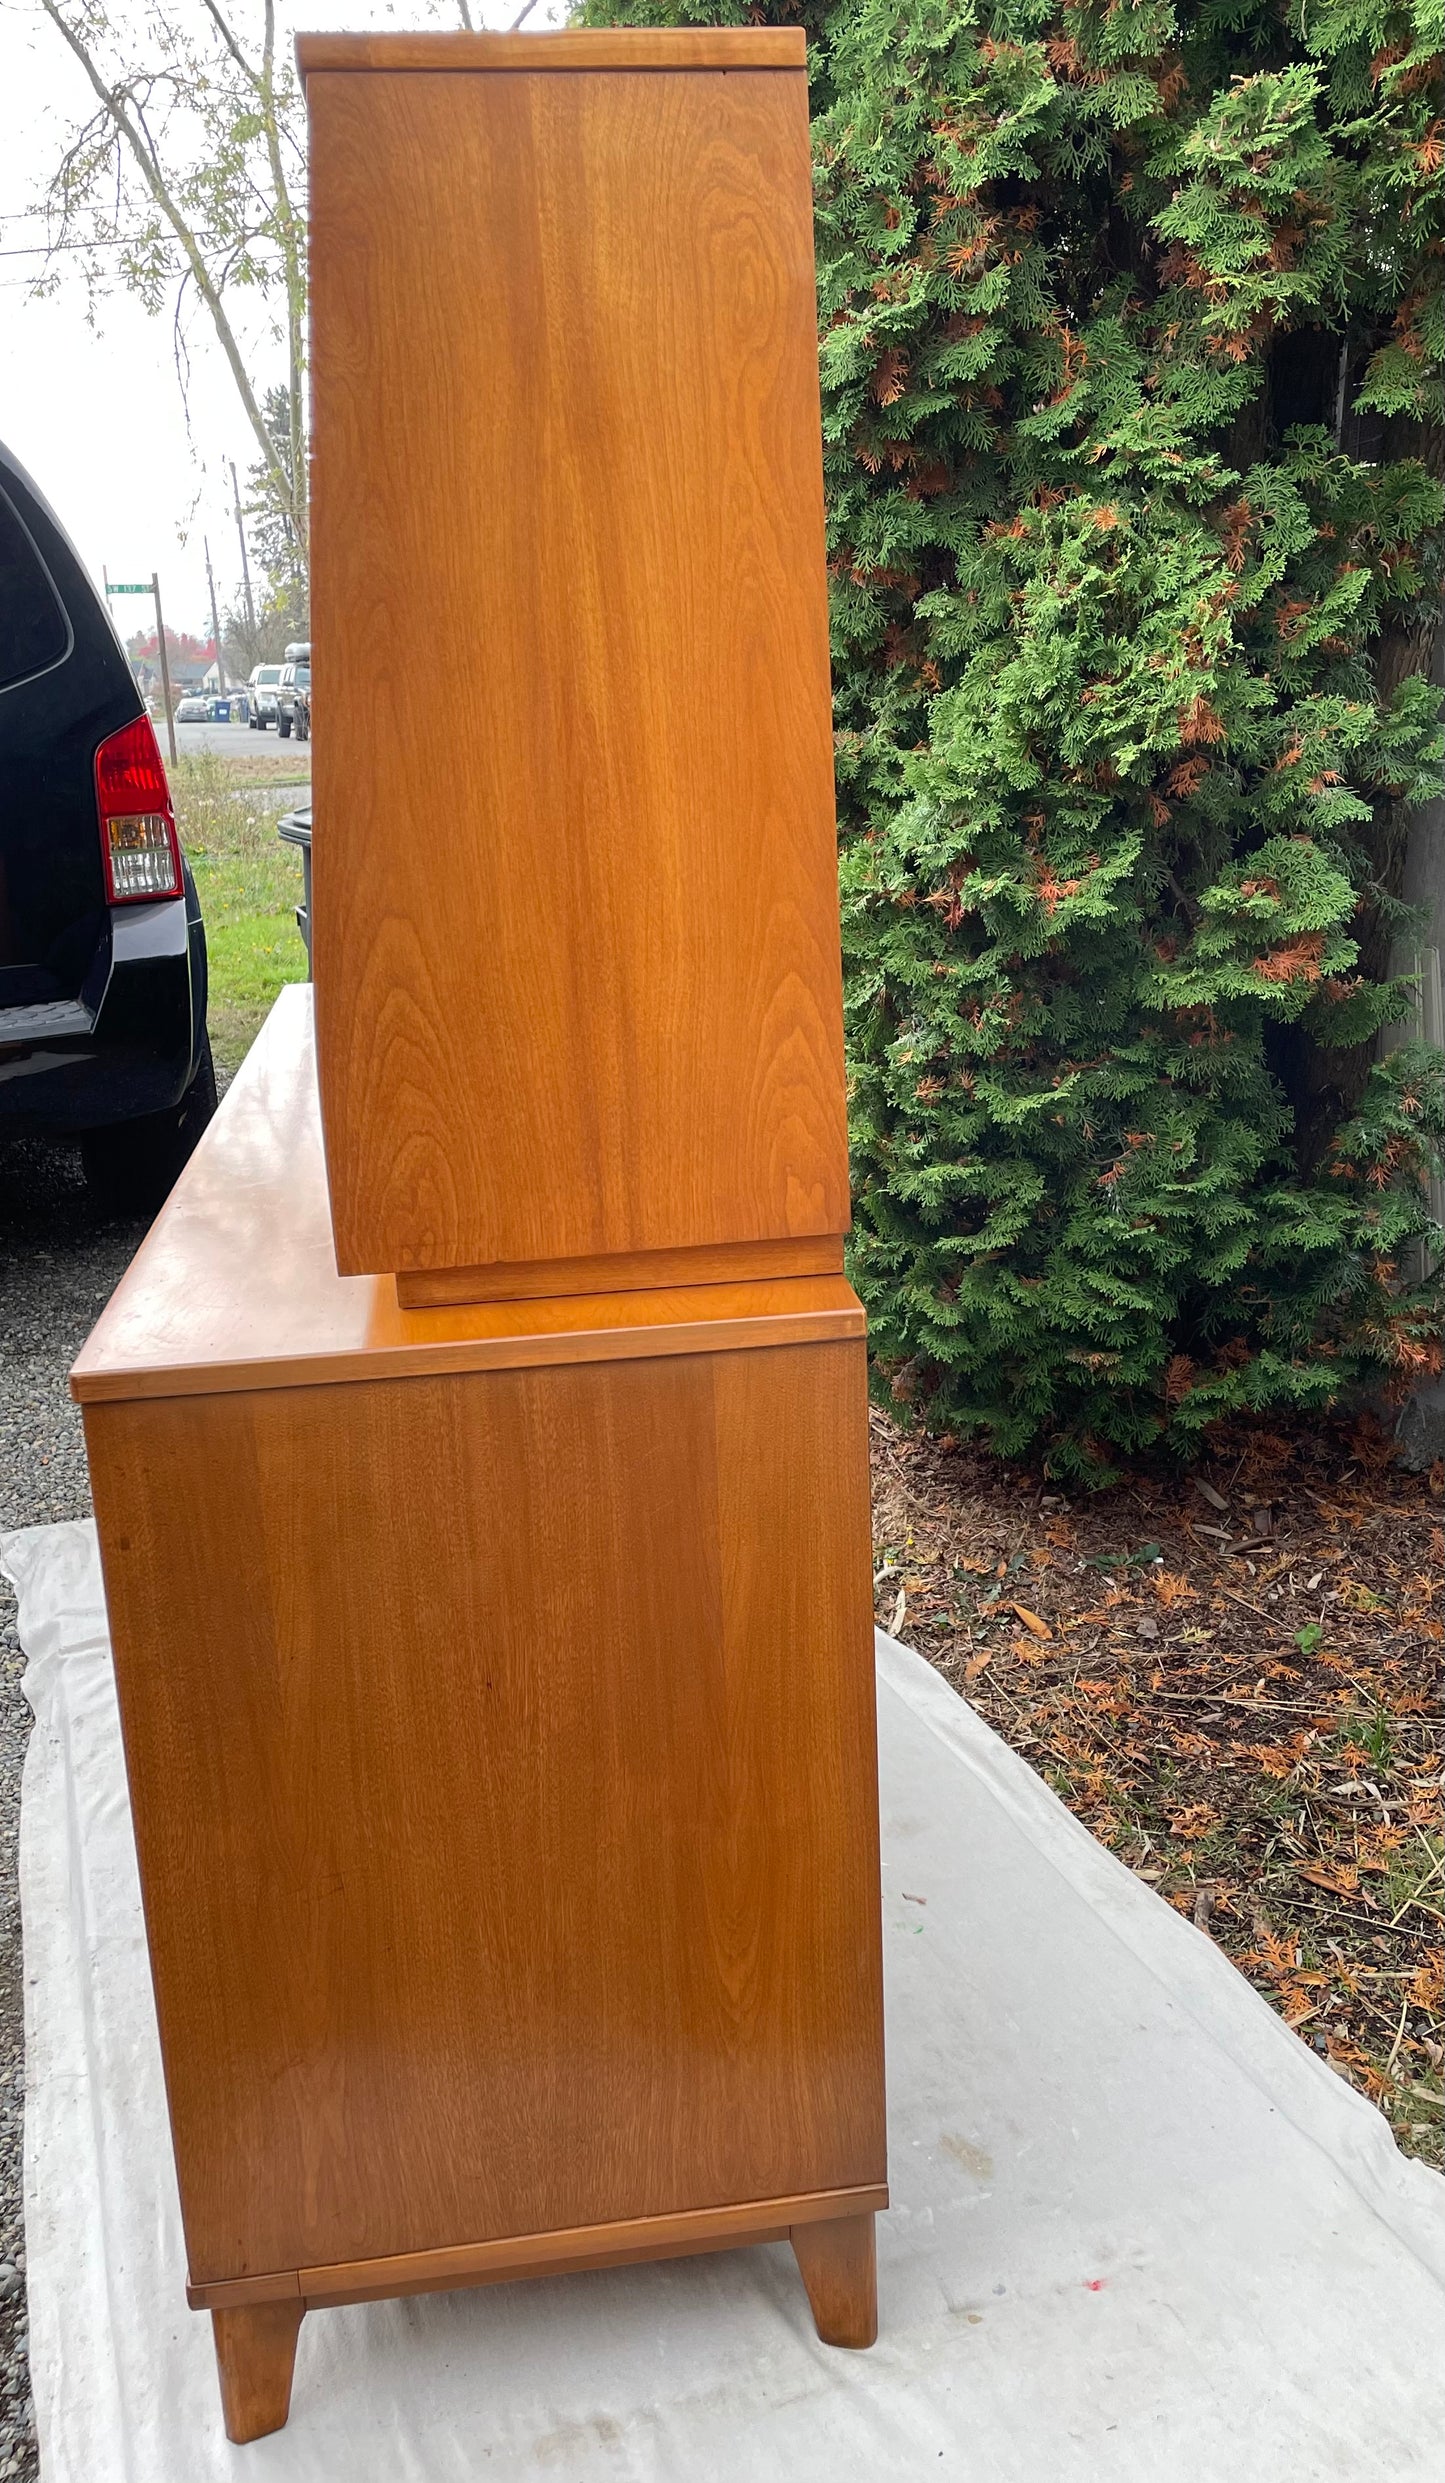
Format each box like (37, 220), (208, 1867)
(84, 1344), (881, 2284)
(710, 1338), (886, 2184)
(308, 65), (848, 1275)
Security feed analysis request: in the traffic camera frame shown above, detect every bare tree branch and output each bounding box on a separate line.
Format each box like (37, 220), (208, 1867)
(259, 1), (308, 557)
(197, 0), (256, 84)
(34, 0), (308, 571)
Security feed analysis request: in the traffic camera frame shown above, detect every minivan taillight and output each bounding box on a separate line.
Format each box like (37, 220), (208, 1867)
(94, 715), (183, 902)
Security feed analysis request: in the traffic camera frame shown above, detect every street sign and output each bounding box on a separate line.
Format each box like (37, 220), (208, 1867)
(106, 582), (151, 595)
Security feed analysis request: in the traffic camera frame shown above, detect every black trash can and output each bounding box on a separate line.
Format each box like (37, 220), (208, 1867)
(276, 806), (313, 974)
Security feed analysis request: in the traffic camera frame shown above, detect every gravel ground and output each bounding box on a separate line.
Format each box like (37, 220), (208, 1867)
(0, 1134), (149, 2481)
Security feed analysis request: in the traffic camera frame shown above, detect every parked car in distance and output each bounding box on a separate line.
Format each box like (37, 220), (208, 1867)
(246, 662), (283, 728)
(0, 437), (214, 1209)
(276, 643), (311, 741)
(175, 693), (212, 723)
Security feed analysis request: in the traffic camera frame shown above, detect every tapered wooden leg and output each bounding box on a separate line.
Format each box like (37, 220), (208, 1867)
(210, 2300), (306, 2443)
(790, 2210), (877, 2348)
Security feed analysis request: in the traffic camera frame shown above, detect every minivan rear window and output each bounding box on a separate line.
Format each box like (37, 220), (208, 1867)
(0, 488), (69, 692)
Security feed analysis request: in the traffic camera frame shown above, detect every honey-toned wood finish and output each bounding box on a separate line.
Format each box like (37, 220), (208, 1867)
(395, 1234), (845, 1311)
(69, 989), (862, 1407)
(80, 39), (886, 2425)
(83, 1332), (885, 2291)
(297, 29), (807, 73)
(189, 2184), (886, 2312)
(211, 2301), (305, 2445)
(201, 2193), (878, 2431)
(790, 2210), (878, 2349)
(307, 50), (848, 1278)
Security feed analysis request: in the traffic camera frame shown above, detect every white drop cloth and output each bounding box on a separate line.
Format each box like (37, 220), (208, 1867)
(4, 1517), (1443, 2481)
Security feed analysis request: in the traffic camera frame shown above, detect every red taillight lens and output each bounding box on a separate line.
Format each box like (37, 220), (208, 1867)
(94, 715), (183, 903)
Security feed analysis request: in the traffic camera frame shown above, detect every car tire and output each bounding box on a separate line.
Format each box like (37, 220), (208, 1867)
(278, 714), (292, 739)
(80, 1034), (219, 1217)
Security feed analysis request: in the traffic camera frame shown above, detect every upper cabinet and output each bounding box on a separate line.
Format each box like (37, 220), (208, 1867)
(302, 32), (849, 1290)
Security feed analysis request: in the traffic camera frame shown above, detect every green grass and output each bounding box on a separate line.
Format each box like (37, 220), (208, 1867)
(205, 916), (309, 1077)
(170, 752), (307, 1076)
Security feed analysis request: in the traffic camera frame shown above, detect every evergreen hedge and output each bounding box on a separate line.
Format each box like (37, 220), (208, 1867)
(582, 0), (1445, 1479)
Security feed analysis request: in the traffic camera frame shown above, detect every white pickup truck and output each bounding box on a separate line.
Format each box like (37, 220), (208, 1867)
(246, 661), (283, 728)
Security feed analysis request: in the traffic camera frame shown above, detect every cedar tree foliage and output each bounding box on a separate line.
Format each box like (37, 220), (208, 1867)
(581, 0), (1445, 1479)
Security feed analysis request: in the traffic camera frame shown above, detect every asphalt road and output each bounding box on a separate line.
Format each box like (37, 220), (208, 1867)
(171, 715), (309, 762)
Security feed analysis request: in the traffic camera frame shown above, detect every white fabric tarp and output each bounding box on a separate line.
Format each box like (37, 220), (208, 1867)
(5, 1516), (1444, 2481)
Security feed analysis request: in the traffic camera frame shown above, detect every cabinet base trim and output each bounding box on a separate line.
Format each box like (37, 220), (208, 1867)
(395, 1235), (846, 1310)
(187, 2183), (889, 2311)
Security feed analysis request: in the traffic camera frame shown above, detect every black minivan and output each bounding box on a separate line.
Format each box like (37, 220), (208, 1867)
(0, 440), (213, 1208)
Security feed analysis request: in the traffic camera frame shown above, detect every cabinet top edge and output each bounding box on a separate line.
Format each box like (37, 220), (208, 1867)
(69, 987), (864, 1405)
(296, 31), (807, 78)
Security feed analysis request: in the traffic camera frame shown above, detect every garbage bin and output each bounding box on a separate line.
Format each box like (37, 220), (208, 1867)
(276, 805), (312, 973)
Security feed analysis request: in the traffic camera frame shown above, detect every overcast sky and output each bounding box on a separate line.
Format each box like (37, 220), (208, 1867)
(0, 0), (565, 642)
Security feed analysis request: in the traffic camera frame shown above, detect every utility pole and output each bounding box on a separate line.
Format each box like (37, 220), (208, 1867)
(204, 536), (227, 693)
(151, 571), (178, 767)
(231, 460), (256, 641)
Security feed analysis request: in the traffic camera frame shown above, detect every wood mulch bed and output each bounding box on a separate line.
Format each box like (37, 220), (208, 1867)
(869, 1408), (1445, 2170)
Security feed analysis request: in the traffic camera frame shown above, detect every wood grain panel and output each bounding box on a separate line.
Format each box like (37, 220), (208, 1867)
(308, 58), (848, 1276)
(86, 1338), (884, 2288)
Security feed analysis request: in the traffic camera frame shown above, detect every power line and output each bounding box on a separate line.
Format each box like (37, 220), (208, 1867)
(0, 237), (178, 257)
(0, 231), (264, 257)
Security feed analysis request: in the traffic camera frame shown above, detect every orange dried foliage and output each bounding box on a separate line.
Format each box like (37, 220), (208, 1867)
(1254, 932), (1325, 985)
(1036, 865), (1084, 916)
(1169, 1801), (1221, 1840)
(1163, 1357), (1195, 1408)
(1219, 499), (1253, 571)
(1178, 696), (1226, 745)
